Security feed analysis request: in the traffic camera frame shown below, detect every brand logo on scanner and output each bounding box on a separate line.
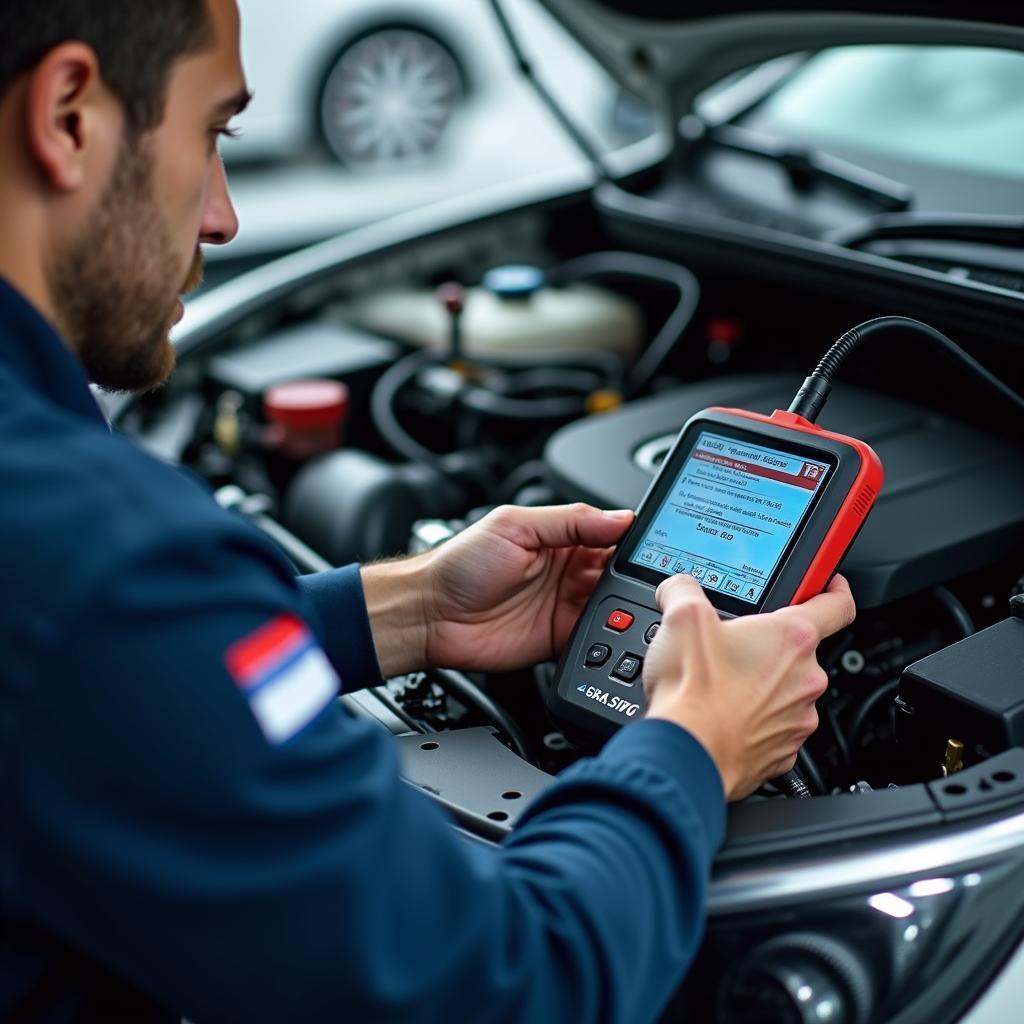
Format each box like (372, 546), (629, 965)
(577, 683), (640, 717)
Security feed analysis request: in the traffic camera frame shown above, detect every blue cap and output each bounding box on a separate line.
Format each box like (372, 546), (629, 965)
(483, 265), (545, 300)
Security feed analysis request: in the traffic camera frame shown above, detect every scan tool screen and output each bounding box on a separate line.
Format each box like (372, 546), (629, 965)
(628, 431), (831, 604)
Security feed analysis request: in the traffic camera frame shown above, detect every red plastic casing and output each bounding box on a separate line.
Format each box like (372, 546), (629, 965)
(709, 406), (884, 605)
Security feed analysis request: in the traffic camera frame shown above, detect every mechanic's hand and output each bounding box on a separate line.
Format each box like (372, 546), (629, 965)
(644, 573), (855, 801)
(361, 504), (632, 677)
(420, 503), (634, 673)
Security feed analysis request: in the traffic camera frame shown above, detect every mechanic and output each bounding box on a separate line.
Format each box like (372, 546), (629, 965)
(0, 2), (855, 1022)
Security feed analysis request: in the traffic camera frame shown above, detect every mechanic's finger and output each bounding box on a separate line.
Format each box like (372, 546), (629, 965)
(791, 574), (857, 642)
(825, 573), (854, 599)
(654, 572), (720, 645)
(655, 570), (711, 609)
(490, 503), (635, 550)
(644, 575), (715, 691)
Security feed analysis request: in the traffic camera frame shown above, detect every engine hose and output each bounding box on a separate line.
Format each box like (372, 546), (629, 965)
(374, 351), (607, 458)
(550, 348), (627, 392)
(496, 459), (549, 504)
(432, 667), (537, 766)
(797, 748), (827, 796)
(825, 701), (852, 770)
(847, 679), (900, 756)
(500, 367), (605, 395)
(370, 348), (445, 466)
(372, 251), (699, 453)
(546, 251), (701, 398)
(846, 588), (974, 758)
(458, 385), (586, 421)
(456, 363), (615, 423)
(931, 584), (975, 639)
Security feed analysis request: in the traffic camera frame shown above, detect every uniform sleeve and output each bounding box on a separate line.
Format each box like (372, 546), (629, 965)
(12, 517), (725, 1024)
(296, 563), (384, 692)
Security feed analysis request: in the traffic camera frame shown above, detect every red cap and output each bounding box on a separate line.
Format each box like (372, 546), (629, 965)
(263, 379), (349, 429)
(437, 282), (465, 316)
(706, 317), (744, 346)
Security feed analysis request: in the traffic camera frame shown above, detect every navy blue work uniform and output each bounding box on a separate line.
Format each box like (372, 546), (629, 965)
(0, 277), (726, 1023)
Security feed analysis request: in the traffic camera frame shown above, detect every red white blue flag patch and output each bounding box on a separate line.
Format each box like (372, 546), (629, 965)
(225, 613), (339, 745)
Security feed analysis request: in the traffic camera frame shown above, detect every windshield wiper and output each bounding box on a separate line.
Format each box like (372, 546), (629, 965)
(690, 119), (914, 213)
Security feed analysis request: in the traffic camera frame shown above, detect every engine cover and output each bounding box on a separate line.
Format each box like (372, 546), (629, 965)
(544, 374), (1024, 608)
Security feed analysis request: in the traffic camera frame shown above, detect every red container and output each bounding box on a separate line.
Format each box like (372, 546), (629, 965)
(263, 379), (349, 461)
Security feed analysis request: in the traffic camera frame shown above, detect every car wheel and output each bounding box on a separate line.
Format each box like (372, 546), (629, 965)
(319, 27), (465, 170)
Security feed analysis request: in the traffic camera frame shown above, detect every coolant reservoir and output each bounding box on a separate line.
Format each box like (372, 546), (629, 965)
(343, 265), (643, 364)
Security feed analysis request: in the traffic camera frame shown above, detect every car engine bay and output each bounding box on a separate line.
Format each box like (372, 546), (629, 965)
(121, 210), (1024, 781)
(116, 196), (1024, 1020)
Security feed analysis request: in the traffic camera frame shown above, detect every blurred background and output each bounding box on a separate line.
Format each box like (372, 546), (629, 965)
(206, 0), (657, 289)
(210, 0), (1024, 292)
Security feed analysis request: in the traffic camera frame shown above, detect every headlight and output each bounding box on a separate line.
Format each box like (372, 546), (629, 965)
(674, 812), (1024, 1023)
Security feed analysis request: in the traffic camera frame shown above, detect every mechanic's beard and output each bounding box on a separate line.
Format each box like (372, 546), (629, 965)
(51, 139), (202, 394)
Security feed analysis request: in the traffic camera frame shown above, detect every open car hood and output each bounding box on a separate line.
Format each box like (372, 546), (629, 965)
(533, 0), (1024, 132)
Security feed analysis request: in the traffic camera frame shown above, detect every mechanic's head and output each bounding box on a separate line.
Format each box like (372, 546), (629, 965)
(0, 0), (248, 392)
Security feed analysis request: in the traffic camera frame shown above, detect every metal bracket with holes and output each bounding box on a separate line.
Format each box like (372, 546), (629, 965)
(395, 727), (556, 840)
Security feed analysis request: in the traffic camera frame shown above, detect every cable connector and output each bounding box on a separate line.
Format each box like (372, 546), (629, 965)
(787, 373), (832, 423)
(774, 769), (812, 799)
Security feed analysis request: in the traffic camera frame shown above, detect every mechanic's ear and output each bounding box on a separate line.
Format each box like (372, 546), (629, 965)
(24, 42), (117, 191)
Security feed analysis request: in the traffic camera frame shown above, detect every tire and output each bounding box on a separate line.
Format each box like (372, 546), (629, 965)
(318, 27), (465, 169)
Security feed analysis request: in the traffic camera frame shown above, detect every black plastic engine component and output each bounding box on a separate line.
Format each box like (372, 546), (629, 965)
(207, 320), (399, 445)
(897, 599), (1024, 773)
(544, 373), (1024, 608)
(283, 448), (480, 566)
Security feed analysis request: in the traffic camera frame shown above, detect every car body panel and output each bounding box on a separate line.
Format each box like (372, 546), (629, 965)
(535, 0), (1024, 131)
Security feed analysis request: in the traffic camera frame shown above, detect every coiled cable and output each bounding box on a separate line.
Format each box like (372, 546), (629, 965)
(546, 251), (701, 398)
(789, 316), (1024, 423)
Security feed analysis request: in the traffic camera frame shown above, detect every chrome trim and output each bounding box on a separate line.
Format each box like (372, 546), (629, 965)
(959, 927), (1024, 1024)
(709, 809), (1024, 915)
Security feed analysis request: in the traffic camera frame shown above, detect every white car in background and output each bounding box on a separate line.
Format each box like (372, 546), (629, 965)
(210, 0), (652, 270)
(232, 0), (636, 170)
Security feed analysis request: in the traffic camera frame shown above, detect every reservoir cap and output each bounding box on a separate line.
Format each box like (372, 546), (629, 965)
(264, 379), (349, 429)
(483, 264), (545, 300)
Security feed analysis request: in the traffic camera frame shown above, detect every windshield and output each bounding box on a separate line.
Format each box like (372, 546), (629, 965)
(748, 45), (1024, 181)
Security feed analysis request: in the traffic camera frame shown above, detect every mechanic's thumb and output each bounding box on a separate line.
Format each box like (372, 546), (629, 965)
(494, 503), (634, 550)
(655, 570), (713, 612)
(788, 574), (857, 642)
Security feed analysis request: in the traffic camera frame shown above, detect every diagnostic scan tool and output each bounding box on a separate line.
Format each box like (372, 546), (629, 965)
(549, 404), (883, 741)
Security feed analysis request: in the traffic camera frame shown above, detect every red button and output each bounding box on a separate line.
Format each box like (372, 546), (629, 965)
(606, 609), (634, 632)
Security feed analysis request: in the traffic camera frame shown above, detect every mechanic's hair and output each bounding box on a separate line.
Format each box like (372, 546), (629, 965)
(0, 0), (212, 133)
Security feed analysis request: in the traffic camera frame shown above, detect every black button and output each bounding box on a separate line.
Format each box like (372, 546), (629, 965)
(611, 653), (643, 683)
(585, 643), (611, 667)
(644, 622), (660, 644)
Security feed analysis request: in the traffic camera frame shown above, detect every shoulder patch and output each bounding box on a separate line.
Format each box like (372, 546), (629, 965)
(225, 613), (339, 745)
